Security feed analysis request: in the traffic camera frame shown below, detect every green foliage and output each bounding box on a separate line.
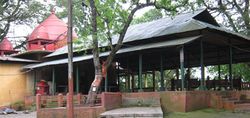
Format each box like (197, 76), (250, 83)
(0, 0), (49, 41)
(194, 0), (250, 36)
(11, 101), (25, 111)
(132, 9), (163, 24)
(207, 63), (250, 82)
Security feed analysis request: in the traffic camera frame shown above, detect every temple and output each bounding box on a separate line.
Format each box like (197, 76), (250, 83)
(1, 9), (250, 117)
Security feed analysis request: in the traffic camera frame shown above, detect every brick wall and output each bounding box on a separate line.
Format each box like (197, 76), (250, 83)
(37, 106), (105, 118)
(185, 91), (210, 111)
(160, 91), (186, 112)
(122, 92), (160, 107)
(160, 91), (211, 112)
(101, 92), (122, 110)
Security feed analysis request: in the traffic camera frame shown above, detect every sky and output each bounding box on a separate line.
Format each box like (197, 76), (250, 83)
(6, 0), (152, 49)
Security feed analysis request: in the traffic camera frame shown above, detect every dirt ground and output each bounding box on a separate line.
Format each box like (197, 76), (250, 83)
(0, 111), (36, 118)
(0, 109), (249, 118)
(165, 108), (250, 118)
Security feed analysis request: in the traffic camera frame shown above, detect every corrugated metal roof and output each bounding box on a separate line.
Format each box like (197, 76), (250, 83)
(45, 9), (250, 58)
(22, 36), (200, 69)
(45, 10), (205, 58)
(0, 56), (39, 63)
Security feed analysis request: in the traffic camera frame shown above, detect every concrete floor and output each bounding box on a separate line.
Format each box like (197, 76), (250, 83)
(100, 107), (163, 118)
(0, 111), (36, 118)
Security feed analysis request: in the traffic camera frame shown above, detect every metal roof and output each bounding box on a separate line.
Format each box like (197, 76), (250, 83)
(45, 9), (249, 58)
(0, 56), (39, 63)
(22, 36), (200, 69)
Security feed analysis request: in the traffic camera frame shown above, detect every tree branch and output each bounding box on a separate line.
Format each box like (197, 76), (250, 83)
(105, 2), (156, 69)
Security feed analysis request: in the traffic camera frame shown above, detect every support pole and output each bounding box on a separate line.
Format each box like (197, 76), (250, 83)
(34, 70), (37, 95)
(127, 58), (130, 92)
(117, 63), (120, 91)
(127, 75), (130, 92)
(67, 0), (74, 117)
(139, 54), (143, 91)
(152, 71), (155, 91)
(76, 65), (79, 93)
(180, 45), (185, 91)
(160, 55), (164, 91)
(229, 43), (233, 89)
(200, 39), (205, 90)
(180, 46), (185, 91)
(52, 67), (55, 95)
(218, 65), (221, 80)
(132, 73), (135, 92)
(217, 50), (221, 80)
(105, 72), (108, 92)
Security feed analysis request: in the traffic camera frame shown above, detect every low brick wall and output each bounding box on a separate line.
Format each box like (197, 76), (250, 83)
(37, 106), (105, 118)
(160, 91), (211, 112)
(185, 91), (210, 111)
(24, 96), (35, 108)
(160, 91), (187, 112)
(122, 92), (160, 107)
(102, 92), (122, 110)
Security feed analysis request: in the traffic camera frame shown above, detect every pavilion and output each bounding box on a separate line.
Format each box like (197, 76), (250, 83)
(22, 9), (250, 95)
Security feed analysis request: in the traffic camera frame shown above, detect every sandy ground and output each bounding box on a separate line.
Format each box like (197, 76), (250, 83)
(0, 111), (36, 118)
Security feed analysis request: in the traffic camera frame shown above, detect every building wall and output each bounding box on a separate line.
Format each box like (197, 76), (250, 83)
(26, 71), (35, 96)
(0, 63), (31, 106)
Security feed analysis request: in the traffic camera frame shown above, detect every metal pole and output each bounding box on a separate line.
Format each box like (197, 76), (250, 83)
(67, 0), (74, 117)
(52, 67), (55, 95)
(160, 55), (164, 91)
(139, 54), (143, 91)
(200, 39), (205, 90)
(76, 65), (79, 93)
(180, 46), (185, 90)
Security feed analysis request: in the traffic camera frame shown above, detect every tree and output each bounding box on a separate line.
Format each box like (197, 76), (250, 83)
(196, 0), (249, 36)
(80, 0), (189, 105)
(132, 9), (163, 24)
(193, 0), (250, 82)
(0, 0), (49, 43)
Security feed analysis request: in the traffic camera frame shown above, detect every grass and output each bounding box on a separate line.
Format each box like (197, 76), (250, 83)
(164, 108), (250, 118)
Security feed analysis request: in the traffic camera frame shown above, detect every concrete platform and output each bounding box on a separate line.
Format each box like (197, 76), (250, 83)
(100, 107), (163, 118)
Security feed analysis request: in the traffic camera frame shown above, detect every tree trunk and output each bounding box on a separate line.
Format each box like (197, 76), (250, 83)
(85, 0), (102, 106)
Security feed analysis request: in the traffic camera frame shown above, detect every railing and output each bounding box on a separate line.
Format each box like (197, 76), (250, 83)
(242, 82), (250, 90)
(171, 78), (249, 90)
(35, 93), (102, 110)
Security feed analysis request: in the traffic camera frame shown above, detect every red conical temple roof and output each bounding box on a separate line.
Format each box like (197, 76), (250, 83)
(0, 37), (14, 51)
(28, 10), (77, 51)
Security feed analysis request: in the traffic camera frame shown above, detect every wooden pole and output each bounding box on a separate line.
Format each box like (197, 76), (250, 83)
(67, 0), (74, 117)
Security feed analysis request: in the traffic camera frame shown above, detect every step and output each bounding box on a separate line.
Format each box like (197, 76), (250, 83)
(222, 97), (238, 101)
(122, 98), (160, 107)
(234, 103), (250, 113)
(100, 107), (163, 118)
